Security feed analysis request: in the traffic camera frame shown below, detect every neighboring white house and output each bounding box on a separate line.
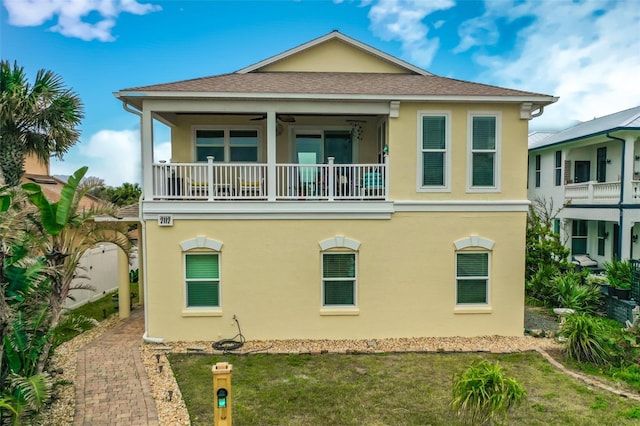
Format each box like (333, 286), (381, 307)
(528, 106), (640, 266)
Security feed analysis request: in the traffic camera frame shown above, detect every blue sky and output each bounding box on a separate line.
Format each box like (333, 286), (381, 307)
(2, 0), (639, 185)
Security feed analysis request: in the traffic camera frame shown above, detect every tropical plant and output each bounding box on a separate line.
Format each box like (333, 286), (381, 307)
(603, 259), (633, 290)
(561, 313), (612, 365)
(0, 60), (83, 187)
(451, 360), (526, 425)
(552, 271), (602, 313)
(21, 166), (132, 373)
(526, 197), (570, 281)
(526, 263), (560, 305)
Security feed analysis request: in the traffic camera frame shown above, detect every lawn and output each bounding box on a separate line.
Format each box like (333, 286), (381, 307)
(169, 351), (640, 425)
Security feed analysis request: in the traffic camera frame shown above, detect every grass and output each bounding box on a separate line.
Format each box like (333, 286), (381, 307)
(168, 351), (640, 425)
(54, 282), (139, 345)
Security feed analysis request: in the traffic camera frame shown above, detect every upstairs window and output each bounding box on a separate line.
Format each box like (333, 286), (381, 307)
(535, 155), (541, 188)
(195, 128), (259, 162)
(469, 114), (499, 191)
(555, 151), (562, 186)
(418, 112), (450, 191)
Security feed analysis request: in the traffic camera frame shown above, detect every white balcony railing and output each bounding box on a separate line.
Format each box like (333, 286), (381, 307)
(565, 181), (620, 203)
(151, 156), (388, 201)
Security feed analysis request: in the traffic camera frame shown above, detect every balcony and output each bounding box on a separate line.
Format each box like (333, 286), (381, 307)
(151, 157), (388, 202)
(565, 181), (620, 203)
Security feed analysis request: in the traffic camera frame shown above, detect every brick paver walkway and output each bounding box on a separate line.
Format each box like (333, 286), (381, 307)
(74, 309), (159, 425)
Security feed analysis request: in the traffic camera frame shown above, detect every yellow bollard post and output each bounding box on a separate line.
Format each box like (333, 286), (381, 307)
(212, 362), (233, 425)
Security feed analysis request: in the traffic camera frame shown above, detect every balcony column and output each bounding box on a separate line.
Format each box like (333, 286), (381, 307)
(623, 135), (635, 204)
(266, 111), (276, 201)
(141, 107), (154, 200)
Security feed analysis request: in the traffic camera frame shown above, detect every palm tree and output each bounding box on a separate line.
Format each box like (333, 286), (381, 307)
(22, 166), (132, 373)
(0, 60), (83, 187)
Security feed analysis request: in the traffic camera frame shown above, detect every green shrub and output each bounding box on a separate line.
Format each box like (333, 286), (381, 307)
(526, 263), (560, 304)
(603, 259), (632, 290)
(561, 314), (612, 365)
(552, 271), (602, 314)
(451, 360), (526, 425)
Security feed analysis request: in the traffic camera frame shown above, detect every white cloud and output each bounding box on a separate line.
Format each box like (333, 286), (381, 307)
(50, 128), (171, 186)
(367, 0), (455, 68)
(457, 0), (640, 130)
(2, 0), (161, 41)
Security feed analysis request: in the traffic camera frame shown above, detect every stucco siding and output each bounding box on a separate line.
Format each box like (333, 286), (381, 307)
(144, 212), (525, 341)
(389, 102), (528, 201)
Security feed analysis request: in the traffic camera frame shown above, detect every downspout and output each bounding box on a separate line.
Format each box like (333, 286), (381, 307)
(121, 101), (165, 343)
(608, 132), (626, 259)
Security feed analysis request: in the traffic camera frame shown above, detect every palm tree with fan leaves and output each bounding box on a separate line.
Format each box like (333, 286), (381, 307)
(0, 60), (83, 187)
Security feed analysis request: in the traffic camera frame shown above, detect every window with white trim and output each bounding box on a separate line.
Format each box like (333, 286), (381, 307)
(456, 252), (489, 305)
(555, 151), (562, 186)
(534, 155), (541, 187)
(184, 252), (220, 308)
(194, 127), (259, 162)
(469, 114), (499, 190)
(322, 252), (357, 306)
(418, 112), (450, 190)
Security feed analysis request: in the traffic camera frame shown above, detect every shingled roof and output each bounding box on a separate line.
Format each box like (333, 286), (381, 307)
(120, 72), (549, 99)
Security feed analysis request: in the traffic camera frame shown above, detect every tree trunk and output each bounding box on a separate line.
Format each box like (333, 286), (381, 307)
(0, 133), (27, 187)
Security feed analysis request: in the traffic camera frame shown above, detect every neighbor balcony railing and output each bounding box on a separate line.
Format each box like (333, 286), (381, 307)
(152, 156), (388, 201)
(564, 181), (620, 203)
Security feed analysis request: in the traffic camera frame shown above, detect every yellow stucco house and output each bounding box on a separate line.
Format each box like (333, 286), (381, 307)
(115, 31), (557, 342)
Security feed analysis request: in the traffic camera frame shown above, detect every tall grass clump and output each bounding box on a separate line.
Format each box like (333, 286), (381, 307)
(561, 313), (611, 365)
(451, 360), (526, 425)
(552, 271), (602, 313)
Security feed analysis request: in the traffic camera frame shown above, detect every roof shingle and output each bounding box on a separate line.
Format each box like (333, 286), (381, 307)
(120, 72), (551, 98)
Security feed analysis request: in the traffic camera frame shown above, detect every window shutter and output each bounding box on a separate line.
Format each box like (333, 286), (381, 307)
(323, 254), (355, 278)
(472, 153), (495, 186)
(186, 254), (219, 279)
(457, 253), (489, 276)
(187, 281), (219, 307)
(324, 281), (355, 305)
(472, 117), (496, 150)
(423, 153), (444, 185)
(564, 160), (571, 184)
(457, 279), (487, 304)
(422, 116), (445, 150)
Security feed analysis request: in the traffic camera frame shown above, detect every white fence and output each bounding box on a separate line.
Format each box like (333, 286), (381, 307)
(64, 243), (136, 310)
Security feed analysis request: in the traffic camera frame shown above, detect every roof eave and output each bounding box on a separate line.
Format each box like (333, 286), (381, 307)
(115, 90), (558, 104)
(529, 126), (640, 151)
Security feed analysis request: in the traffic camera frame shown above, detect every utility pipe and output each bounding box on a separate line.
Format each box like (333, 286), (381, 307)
(608, 132), (626, 259)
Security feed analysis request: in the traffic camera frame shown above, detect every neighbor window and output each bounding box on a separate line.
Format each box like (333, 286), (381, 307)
(597, 221), (606, 256)
(418, 113), (450, 190)
(185, 253), (220, 308)
(195, 128), (258, 162)
(535, 155), (541, 188)
(571, 220), (588, 255)
(322, 252), (356, 306)
(456, 252), (489, 305)
(469, 114), (499, 190)
(555, 151), (562, 186)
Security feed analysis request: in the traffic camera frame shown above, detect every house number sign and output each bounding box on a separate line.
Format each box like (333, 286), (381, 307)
(158, 215), (173, 226)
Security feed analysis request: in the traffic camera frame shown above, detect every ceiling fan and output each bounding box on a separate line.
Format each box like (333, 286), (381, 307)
(250, 114), (296, 123)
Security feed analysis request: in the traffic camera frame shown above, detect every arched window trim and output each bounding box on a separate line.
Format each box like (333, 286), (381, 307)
(319, 235), (361, 251)
(180, 236), (223, 252)
(453, 235), (494, 251)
